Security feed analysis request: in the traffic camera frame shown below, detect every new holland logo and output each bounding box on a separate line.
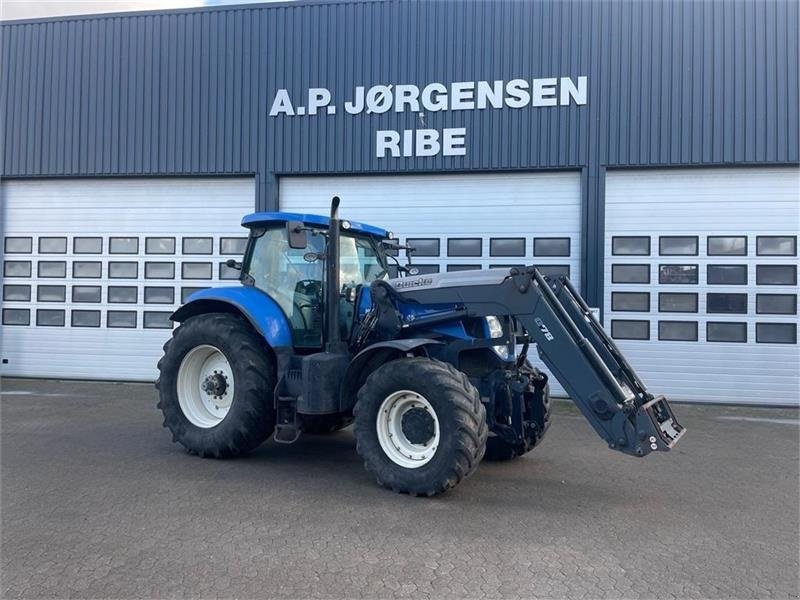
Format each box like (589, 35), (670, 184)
(534, 317), (555, 341)
(394, 277), (434, 289)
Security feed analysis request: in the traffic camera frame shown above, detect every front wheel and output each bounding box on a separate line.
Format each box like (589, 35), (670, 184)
(156, 313), (276, 458)
(353, 358), (488, 496)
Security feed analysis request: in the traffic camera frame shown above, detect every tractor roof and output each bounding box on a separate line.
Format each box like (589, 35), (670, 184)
(241, 212), (390, 238)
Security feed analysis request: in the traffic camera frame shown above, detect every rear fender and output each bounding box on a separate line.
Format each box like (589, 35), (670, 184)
(340, 338), (443, 412)
(171, 286), (294, 349)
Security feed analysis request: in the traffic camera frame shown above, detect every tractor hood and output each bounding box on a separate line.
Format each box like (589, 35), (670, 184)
(387, 269), (509, 293)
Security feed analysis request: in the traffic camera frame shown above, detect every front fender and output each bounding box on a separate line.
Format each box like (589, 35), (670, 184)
(171, 286), (293, 348)
(340, 338), (443, 411)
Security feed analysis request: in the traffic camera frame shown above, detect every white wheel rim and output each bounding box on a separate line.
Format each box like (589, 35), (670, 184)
(177, 345), (235, 428)
(376, 390), (440, 469)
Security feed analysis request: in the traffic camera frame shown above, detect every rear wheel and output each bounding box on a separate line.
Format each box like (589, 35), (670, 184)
(156, 313), (276, 458)
(354, 357), (487, 496)
(484, 364), (552, 461)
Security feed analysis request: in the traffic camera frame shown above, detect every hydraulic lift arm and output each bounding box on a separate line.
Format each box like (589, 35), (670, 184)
(396, 266), (685, 457)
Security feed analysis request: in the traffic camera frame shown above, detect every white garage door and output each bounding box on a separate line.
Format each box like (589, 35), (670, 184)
(1, 178), (254, 381)
(280, 171), (582, 395)
(605, 167), (799, 405)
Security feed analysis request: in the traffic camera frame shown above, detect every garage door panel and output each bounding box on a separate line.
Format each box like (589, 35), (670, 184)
(280, 172), (582, 396)
(1, 178), (254, 382)
(604, 167), (799, 405)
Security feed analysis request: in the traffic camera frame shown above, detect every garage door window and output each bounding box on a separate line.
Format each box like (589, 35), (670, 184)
(181, 287), (208, 303)
(108, 286), (137, 303)
(536, 265), (570, 278)
(707, 322), (747, 343)
(3, 308), (30, 325)
(708, 236), (747, 256)
(707, 265), (748, 285)
(38, 285), (66, 302)
(658, 321), (698, 341)
(72, 286), (101, 303)
(109, 262), (138, 279)
(182, 237), (213, 255)
(447, 238), (482, 257)
(182, 262), (213, 280)
(612, 264), (650, 284)
(37, 309), (65, 327)
(756, 323), (797, 344)
(39, 261), (66, 278)
(659, 265), (698, 284)
(406, 238), (439, 257)
(145, 262), (175, 279)
(707, 293), (747, 314)
(107, 311), (137, 328)
(658, 292), (698, 313)
(4, 261), (32, 277)
(414, 265), (440, 274)
(143, 311), (173, 329)
(756, 265), (797, 286)
(144, 287), (175, 304)
(612, 237), (650, 256)
(220, 238), (247, 255)
(4, 237), (32, 254)
(490, 238), (525, 257)
(109, 237), (139, 254)
(73, 261), (102, 278)
(146, 238), (176, 254)
(756, 236), (797, 256)
(447, 264), (481, 272)
(72, 310), (101, 327)
(659, 236), (698, 256)
(756, 294), (797, 315)
(611, 320), (650, 340)
(612, 292), (650, 312)
(39, 237), (67, 254)
(534, 238), (570, 257)
(73, 237), (102, 254)
(3, 284), (31, 301)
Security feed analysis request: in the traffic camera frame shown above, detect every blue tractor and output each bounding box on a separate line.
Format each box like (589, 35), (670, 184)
(157, 198), (684, 495)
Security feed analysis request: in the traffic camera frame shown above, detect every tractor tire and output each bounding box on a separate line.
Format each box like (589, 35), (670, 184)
(484, 363), (552, 462)
(155, 313), (276, 458)
(300, 414), (353, 435)
(353, 357), (488, 496)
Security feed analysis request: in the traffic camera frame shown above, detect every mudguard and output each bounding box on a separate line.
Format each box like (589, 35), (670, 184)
(170, 286), (293, 349)
(339, 338), (443, 410)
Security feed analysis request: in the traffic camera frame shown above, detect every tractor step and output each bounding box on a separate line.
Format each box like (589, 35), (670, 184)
(634, 395), (686, 454)
(274, 395), (300, 444)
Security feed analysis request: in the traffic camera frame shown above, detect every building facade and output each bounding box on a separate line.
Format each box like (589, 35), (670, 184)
(1, 0), (798, 403)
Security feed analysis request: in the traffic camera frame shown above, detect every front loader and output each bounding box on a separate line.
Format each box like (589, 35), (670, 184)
(156, 197), (684, 496)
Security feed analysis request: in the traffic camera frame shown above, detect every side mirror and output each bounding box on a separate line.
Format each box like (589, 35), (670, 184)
(225, 258), (242, 270)
(287, 220), (308, 249)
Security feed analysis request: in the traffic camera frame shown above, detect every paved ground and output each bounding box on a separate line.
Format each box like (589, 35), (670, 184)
(1, 378), (798, 599)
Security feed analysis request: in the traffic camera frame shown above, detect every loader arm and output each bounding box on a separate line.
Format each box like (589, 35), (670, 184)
(391, 267), (685, 457)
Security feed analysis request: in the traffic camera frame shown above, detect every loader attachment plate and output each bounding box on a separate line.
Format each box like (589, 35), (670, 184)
(636, 395), (686, 453)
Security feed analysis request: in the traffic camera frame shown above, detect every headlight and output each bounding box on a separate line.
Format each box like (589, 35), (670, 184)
(485, 316), (510, 360)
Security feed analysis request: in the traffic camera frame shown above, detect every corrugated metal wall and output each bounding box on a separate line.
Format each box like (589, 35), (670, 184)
(1, 0), (798, 306)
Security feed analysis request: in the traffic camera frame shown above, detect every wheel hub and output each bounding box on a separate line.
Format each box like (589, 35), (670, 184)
(201, 371), (228, 398)
(401, 407), (435, 445)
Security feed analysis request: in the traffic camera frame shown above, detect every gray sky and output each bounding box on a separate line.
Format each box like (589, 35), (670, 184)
(0, 0), (282, 21)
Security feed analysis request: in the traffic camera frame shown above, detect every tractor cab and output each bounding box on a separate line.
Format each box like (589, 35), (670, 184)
(237, 211), (392, 348)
